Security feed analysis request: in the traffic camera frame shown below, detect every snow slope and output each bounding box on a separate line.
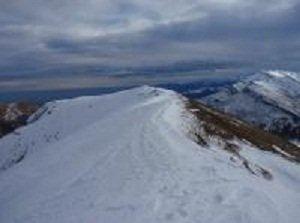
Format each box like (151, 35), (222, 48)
(0, 86), (299, 223)
(203, 70), (300, 139)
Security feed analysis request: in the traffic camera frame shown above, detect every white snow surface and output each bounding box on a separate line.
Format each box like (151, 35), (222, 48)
(0, 86), (299, 223)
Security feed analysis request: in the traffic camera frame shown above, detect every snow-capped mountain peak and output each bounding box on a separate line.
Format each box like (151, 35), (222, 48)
(204, 70), (300, 140)
(265, 70), (300, 82)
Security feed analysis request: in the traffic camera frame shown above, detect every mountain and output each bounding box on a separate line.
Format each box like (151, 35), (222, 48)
(203, 70), (300, 141)
(0, 102), (39, 138)
(0, 86), (299, 223)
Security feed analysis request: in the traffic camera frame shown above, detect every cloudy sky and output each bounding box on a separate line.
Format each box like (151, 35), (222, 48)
(0, 0), (299, 82)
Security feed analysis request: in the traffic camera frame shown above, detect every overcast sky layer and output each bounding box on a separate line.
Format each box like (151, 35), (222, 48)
(0, 0), (299, 80)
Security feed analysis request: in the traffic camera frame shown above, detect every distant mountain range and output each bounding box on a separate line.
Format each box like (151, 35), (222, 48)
(0, 102), (39, 137)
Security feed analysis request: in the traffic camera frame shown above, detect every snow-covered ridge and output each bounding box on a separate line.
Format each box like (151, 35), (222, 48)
(266, 70), (300, 82)
(0, 86), (187, 171)
(0, 86), (299, 223)
(245, 70), (300, 116)
(204, 70), (300, 140)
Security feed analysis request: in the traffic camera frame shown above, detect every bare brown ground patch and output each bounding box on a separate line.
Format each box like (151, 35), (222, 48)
(186, 99), (300, 163)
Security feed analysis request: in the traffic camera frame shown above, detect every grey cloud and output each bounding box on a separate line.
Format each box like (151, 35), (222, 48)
(0, 0), (299, 76)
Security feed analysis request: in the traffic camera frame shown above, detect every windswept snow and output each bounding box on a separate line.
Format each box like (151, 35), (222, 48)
(0, 86), (299, 223)
(267, 70), (300, 82)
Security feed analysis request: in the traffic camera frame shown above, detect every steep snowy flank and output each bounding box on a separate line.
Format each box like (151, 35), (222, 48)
(0, 86), (299, 223)
(203, 70), (300, 140)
